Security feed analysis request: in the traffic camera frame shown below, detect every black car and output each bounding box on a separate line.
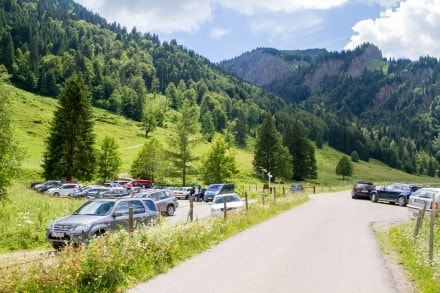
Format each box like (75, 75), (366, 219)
(351, 181), (375, 199)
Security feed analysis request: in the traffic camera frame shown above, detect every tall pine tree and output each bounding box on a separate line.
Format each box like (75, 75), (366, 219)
(253, 114), (292, 181)
(43, 74), (96, 181)
(166, 99), (199, 186)
(283, 121), (318, 180)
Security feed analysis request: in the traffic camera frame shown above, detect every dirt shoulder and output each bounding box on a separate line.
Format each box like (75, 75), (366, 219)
(371, 221), (416, 293)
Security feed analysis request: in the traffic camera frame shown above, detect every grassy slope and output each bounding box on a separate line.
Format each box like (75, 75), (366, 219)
(10, 86), (438, 186)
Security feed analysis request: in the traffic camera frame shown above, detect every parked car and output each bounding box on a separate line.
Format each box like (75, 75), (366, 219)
(351, 180), (375, 199)
(204, 183), (234, 202)
(103, 182), (122, 188)
(173, 187), (193, 199)
(69, 186), (109, 198)
(94, 187), (129, 198)
(407, 188), (440, 214)
(370, 183), (420, 206)
(46, 197), (159, 249)
(33, 180), (62, 193)
(290, 183), (305, 193)
(211, 193), (244, 216)
(46, 183), (80, 197)
(123, 179), (153, 190)
(134, 189), (178, 216)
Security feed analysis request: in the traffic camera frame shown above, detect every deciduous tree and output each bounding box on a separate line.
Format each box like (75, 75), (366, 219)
(335, 156), (353, 180)
(0, 66), (23, 201)
(96, 136), (121, 183)
(131, 138), (168, 182)
(200, 134), (238, 184)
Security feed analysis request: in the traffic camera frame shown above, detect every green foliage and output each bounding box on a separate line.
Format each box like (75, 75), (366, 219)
(166, 99), (200, 185)
(335, 156), (353, 180)
(253, 114), (292, 181)
(96, 136), (122, 183)
(42, 74), (96, 181)
(382, 220), (440, 292)
(0, 66), (23, 201)
(199, 134), (238, 184)
(351, 151), (360, 162)
(0, 184), (85, 252)
(131, 138), (168, 183)
(283, 121), (317, 180)
(201, 112), (215, 141)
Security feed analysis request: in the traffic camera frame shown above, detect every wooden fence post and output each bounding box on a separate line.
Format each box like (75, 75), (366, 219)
(414, 202), (427, 239)
(186, 198), (194, 223)
(429, 193), (437, 263)
(223, 195), (227, 221)
(245, 191), (249, 211)
(128, 207), (134, 234)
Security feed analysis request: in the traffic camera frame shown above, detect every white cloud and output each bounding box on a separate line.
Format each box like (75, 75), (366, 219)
(218, 0), (349, 14)
(75, 0), (213, 33)
(250, 14), (323, 46)
(345, 0), (440, 60)
(209, 27), (230, 40)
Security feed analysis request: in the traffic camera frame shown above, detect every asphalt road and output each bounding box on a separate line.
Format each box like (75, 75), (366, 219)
(128, 190), (413, 293)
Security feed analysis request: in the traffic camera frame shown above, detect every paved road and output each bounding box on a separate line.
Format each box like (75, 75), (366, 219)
(128, 190), (412, 293)
(165, 199), (212, 224)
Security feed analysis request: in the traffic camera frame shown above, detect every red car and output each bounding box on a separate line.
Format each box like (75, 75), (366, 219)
(123, 179), (153, 190)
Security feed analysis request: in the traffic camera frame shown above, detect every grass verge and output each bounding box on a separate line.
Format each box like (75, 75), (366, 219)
(376, 216), (440, 293)
(1, 192), (308, 292)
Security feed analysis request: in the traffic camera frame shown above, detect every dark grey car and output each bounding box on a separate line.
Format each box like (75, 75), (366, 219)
(47, 197), (159, 249)
(135, 189), (178, 216)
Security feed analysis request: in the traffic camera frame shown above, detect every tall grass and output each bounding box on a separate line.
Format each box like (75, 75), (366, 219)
(0, 184), (85, 252)
(0, 192), (308, 292)
(384, 217), (440, 292)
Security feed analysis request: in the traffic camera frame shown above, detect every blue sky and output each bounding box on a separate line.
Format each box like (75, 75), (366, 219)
(74, 0), (440, 63)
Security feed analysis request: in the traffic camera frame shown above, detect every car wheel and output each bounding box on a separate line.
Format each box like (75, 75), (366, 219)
(352, 194), (357, 199)
(397, 196), (406, 207)
(53, 192), (60, 197)
(52, 242), (64, 250)
(166, 205), (175, 216)
(371, 193), (378, 203)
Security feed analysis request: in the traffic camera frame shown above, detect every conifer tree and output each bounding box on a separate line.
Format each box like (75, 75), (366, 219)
(166, 99), (199, 186)
(283, 121), (317, 180)
(43, 74), (96, 181)
(253, 114), (292, 180)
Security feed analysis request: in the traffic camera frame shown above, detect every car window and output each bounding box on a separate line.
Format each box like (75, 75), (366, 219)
(157, 191), (168, 200)
(114, 202), (129, 215)
(208, 184), (222, 191)
(143, 199), (158, 212)
(130, 200), (146, 214)
(74, 201), (115, 216)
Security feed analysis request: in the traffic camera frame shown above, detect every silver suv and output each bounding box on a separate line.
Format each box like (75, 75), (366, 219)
(134, 189), (178, 216)
(47, 197), (159, 249)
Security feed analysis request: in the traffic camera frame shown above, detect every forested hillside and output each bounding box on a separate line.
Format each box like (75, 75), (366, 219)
(2, 0), (438, 179)
(221, 45), (440, 176)
(0, 0), (331, 182)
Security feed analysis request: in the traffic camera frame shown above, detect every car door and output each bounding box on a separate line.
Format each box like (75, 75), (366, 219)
(152, 192), (166, 212)
(108, 200), (148, 230)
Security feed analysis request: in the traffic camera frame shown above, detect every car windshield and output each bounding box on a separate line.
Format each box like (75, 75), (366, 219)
(73, 201), (115, 216)
(213, 195), (239, 204)
(208, 184), (222, 191)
